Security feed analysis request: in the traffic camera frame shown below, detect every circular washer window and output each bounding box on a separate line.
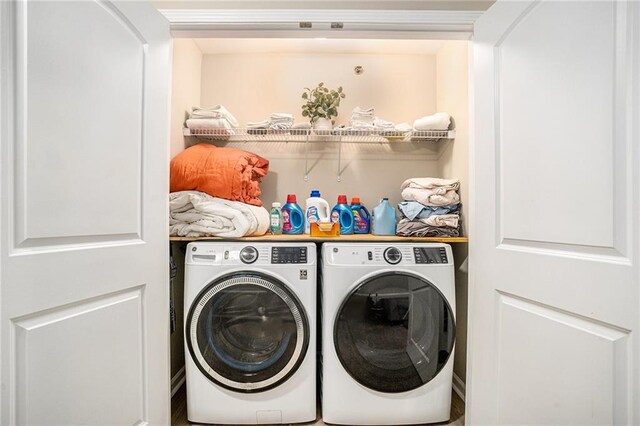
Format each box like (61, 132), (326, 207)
(334, 272), (455, 393)
(186, 272), (309, 393)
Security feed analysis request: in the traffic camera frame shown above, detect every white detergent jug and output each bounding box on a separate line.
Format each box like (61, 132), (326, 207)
(305, 190), (331, 234)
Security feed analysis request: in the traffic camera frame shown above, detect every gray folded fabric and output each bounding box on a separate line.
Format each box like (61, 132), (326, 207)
(397, 201), (460, 220)
(396, 218), (460, 237)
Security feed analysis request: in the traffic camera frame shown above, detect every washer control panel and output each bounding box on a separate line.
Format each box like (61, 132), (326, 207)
(271, 246), (308, 264)
(413, 247), (448, 264)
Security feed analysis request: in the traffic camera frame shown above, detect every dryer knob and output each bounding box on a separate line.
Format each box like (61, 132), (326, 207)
(240, 246), (259, 264)
(383, 247), (402, 264)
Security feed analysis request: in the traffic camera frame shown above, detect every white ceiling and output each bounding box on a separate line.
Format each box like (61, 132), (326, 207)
(194, 38), (448, 55)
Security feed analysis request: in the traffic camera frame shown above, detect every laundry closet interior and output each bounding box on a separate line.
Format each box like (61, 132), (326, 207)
(169, 33), (471, 423)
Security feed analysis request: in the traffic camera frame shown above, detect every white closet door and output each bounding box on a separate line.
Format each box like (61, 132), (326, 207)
(469, 1), (639, 424)
(0, 1), (170, 424)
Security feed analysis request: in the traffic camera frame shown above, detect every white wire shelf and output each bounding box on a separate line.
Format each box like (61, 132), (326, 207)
(183, 127), (455, 143)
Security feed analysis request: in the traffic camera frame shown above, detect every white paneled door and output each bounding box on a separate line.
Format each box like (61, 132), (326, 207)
(469, 1), (639, 425)
(0, 1), (170, 425)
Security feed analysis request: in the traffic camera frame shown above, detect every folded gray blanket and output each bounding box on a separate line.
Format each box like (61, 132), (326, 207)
(396, 218), (460, 237)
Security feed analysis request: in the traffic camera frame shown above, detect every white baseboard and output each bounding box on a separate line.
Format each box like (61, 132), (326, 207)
(171, 366), (186, 397)
(452, 372), (466, 402)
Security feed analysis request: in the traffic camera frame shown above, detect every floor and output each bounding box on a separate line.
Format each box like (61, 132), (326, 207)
(171, 385), (465, 426)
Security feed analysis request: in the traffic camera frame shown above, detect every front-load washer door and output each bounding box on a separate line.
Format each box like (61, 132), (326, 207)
(334, 272), (455, 393)
(186, 272), (309, 393)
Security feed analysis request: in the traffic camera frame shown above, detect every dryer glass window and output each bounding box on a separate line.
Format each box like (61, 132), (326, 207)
(334, 272), (455, 393)
(186, 273), (309, 393)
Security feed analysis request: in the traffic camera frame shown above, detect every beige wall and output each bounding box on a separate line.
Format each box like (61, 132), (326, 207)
(171, 39), (202, 159)
(436, 40), (469, 384)
(200, 52), (437, 127)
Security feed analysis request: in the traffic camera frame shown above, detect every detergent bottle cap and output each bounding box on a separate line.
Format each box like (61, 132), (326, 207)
(381, 197), (389, 201)
(272, 202), (281, 208)
(351, 197), (361, 205)
(286, 194), (297, 203)
(337, 195), (348, 204)
(310, 190), (321, 197)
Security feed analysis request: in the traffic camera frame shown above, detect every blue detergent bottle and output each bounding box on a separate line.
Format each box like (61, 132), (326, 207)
(372, 198), (397, 235)
(350, 197), (370, 234)
(282, 194), (304, 235)
(331, 195), (354, 235)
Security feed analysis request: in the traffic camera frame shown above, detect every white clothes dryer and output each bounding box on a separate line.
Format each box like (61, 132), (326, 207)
(184, 242), (316, 424)
(321, 243), (455, 425)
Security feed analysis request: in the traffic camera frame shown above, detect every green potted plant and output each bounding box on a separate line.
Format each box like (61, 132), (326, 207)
(301, 82), (346, 131)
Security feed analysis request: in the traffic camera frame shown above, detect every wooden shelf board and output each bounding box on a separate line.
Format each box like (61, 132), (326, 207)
(170, 234), (468, 243)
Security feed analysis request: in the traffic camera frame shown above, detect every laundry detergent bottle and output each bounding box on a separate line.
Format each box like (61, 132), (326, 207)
(372, 198), (397, 235)
(350, 197), (371, 234)
(282, 194), (304, 235)
(305, 190), (330, 234)
(331, 195), (355, 235)
(270, 202), (283, 235)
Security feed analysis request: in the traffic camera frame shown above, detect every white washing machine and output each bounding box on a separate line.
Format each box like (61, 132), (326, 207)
(184, 242), (316, 424)
(321, 243), (456, 425)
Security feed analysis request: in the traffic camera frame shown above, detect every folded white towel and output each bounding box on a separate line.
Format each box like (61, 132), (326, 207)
(413, 112), (451, 131)
(373, 117), (395, 129)
(270, 112), (294, 121)
(352, 106), (374, 116)
(169, 191), (269, 238)
(190, 105), (239, 128)
(400, 177), (460, 206)
(291, 123), (311, 130)
(247, 119), (270, 129)
(395, 122), (412, 132)
(186, 118), (235, 136)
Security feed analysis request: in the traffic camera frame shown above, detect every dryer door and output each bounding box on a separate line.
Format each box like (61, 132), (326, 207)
(334, 272), (455, 393)
(186, 272), (309, 393)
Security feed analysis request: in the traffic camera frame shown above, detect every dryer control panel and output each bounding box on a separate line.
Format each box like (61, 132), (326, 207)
(271, 246), (308, 264)
(413, 247), (448, 264)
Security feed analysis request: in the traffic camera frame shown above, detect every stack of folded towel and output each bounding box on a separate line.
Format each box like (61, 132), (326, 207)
(186, 105), (239, 136)
(396, 177), (461, 237)
(350, 107), (376, 129)
(413, 112), (451, 131)
(248, 112), (295, 133)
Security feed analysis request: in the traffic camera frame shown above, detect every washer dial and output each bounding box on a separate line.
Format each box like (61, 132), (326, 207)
(240, 246), (259, 264)
(383, 247), (402, 264)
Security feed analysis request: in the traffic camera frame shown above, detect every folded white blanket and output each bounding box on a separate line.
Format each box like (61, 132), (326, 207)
(401, 177), (460, 206)
(413, 112), (451, 131)
(170, 191), (269, 238)
(191, 105), (239, 128)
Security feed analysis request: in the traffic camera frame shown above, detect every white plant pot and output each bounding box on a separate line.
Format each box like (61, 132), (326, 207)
(313, 118), (333, 131)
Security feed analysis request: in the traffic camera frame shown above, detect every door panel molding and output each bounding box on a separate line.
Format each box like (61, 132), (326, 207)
(10, 0), (149, 253)
(496, 291), (630, 425)
(11, 286), (147, 425)
(491, 0), (634, 258)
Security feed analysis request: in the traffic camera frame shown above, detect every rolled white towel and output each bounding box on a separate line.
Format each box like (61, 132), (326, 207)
(413, 112), (451, 131)
(291, 122), (311, 130)
(190, 105), (239, 128)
